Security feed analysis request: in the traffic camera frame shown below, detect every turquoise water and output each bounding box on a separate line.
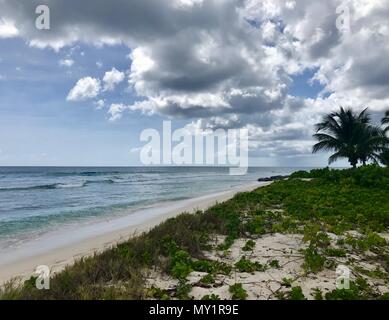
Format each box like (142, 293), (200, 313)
(0, 167), (307, 248)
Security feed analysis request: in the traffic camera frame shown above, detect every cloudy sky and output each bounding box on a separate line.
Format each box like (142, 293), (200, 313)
(0, 0), (388, 166)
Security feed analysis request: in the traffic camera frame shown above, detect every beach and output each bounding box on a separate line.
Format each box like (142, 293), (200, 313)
(1, 168), (388, 300)
(0, 182), (267, 285)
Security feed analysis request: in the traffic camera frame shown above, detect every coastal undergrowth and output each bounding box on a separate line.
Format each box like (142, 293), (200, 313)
(1, 166), (389, 300)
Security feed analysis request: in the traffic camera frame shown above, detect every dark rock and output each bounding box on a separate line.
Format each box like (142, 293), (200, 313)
(257, 177), (273, 182)
(257, 175), (289, 182)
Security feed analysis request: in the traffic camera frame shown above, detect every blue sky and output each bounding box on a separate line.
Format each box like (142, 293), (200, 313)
(0, 38), (328, 167)
(0, 40), (137, 165)
(1, 0), (388, 167)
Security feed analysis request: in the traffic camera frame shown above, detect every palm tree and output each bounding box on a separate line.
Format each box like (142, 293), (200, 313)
(312, 107), (374, 168)
(382, 110), (389, 133)
(379, 111), (389, 166)
(356, 125), (386, 165)
(379, 148), (389, 166)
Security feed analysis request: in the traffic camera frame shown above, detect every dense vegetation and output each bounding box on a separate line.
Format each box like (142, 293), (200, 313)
(313, 107), (389, 167)
(291, 165), (389, 190)
(1, 166), (388, 300)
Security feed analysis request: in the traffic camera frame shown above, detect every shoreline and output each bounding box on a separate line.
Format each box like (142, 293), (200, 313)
(0, 182), (268, 285)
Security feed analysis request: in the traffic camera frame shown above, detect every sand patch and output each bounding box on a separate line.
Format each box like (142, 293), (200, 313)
(145, 232), (389, 300)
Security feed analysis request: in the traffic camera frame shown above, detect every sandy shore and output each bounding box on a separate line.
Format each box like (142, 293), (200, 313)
(0, 182), (268, 285)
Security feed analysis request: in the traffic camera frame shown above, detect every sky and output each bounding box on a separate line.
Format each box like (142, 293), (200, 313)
(0, 0), (389, 167)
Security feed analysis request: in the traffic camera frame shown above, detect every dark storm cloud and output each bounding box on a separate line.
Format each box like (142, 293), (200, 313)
(1, 0), (242, 46)
(2, 0), (389, 158)
(1, 0), (290, 123)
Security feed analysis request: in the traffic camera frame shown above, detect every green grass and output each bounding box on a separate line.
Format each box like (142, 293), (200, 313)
(1, 166), (388, 300)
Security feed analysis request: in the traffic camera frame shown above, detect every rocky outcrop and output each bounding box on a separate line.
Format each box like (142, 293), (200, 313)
(257, 175), (289, 182)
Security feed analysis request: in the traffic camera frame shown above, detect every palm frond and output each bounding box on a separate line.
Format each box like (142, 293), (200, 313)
(312, 106), (387, 166)
(382, 110), (389, 125)
(328, 151), (344, 165)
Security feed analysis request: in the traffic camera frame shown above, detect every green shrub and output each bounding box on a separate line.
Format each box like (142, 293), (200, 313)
(245, 216), (266, 235)
(290, 286), (306, 300)
(312, 288), (323, 300)
(175, 281), (192, 300)
(281, 278), (293, 288)
(199, 274), (215, 285)
(345, 233), (386, 251)
(379, 293), (389, 300)
(325, 277), (373, 300)
(235, 257), (266, 273)
(170, 250), (193, 280)
(147, 286), (170, 300)
(201, 294), (221, 300)
(269, 259), (280, 269)
(303, 246), (325, 273)
(229, 283), (248, 300)
(324, 248), (347, 257)
(217, 235), (236, 250)
(192, 259), (231, 275)
(242, 240), (256, 252)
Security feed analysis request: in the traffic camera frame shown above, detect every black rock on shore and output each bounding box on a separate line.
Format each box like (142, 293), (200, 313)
(257, 175), (289, 182)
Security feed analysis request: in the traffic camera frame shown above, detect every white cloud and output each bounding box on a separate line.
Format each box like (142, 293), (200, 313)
(67, 77), (101, 101)
(108, 103), (128, 121)
(173, 0), (204, 9)
(0, 18), (18, 38)
(103, 68), (125, 91)
(59, 59), (74, 67)
(3, 0), (389, 159)
(94, 99), (105, 109)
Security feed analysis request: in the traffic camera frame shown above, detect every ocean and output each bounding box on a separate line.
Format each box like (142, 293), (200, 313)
(0, 166), (307, 250)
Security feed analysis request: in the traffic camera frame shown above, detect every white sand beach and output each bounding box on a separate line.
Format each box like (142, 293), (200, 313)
(0, 182), (267, 285)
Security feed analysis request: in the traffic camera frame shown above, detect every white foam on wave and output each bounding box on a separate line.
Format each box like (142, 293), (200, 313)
(0, 183), (261, 267)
